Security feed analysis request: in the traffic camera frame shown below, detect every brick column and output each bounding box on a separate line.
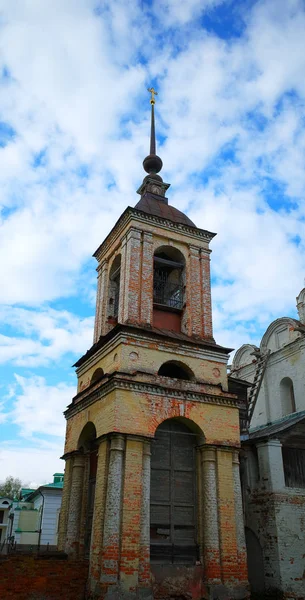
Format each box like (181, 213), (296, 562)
(201, 446), (221, 582)
(216, 448), (237, 583)
(139, 440), (151, 587)
(122, 228), (142, 324)
(65, 453), (85, 556)
(232, 450), (248, 582)
(57, 456), (73, 551)
(140, 233), (153, 326)
(200, 249), (213, 340)
(256, 439), (285, 491)
(120, 437), (144, 592)
(94, 260), (109, 341)
(89, 438), (109, 593)
(188, 246), (202, 337)
(100, 435), (125, 588)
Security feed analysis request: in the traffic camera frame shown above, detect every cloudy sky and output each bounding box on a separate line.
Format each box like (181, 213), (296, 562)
(1, 0), (305, 487)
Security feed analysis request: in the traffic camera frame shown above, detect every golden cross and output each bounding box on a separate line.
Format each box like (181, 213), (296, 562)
(147, 87), (158, 105)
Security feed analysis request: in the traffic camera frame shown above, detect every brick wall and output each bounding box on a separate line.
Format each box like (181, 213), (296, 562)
(0, 555), (88, 600)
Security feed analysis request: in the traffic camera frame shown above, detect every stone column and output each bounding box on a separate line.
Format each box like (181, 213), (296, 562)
(100, 435), (125, 588)
(88, 438), (109, 595)
(140, 233), (153, 326)
(256, 439), (285, 491)
(200, 249), (213, 340)
(57, 456), (73, 551)
(232, 450), (248, 582)
(65, 453), (85, 556)
(201, 446), (221, 582)
(139, 441), (151, 587)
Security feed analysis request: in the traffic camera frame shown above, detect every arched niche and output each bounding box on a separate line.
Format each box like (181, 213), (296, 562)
(153, 246), (185, 332)
(150, 418), (203, 565)
(158, 360), (194, 381)
(108, 254), (121, 320)
(280, 377), (296, 416)
(90, 368), (104, 385)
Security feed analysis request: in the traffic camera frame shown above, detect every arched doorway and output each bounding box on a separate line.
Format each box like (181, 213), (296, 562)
(150, 419), (198, 564)
(78, 422), (97, 558)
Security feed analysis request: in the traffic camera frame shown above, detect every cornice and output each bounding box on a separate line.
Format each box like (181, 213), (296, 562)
(65, 376), (240, 420)
(93, 207), (215, 263)
(75, 323), (231, 371)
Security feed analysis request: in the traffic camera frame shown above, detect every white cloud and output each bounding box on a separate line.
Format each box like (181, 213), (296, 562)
(9, 374), (73, 438)
(0, 307), (94, 365)
(0, 444), (64, 488)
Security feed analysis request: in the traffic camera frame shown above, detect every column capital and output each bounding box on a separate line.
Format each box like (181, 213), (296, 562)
(110, 434), (125, 452)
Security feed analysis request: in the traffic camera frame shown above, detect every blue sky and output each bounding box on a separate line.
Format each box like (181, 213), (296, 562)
(1, 0), (305, 485)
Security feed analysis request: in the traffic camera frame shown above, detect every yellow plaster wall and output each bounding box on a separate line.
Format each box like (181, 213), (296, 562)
(65, 387), (240, 454)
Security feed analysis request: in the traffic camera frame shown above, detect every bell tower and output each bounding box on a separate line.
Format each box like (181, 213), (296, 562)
(58, 91), (249, 600)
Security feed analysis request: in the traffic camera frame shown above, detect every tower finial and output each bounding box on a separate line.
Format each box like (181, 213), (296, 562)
(143, 86), (162, 174)
(148, 87), (158, 105)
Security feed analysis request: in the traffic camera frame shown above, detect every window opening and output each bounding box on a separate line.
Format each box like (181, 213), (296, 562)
(282, 447), (305, 488)
(153, 250), (184, 310)
(150, 419), (198, 565)
(280, 377), (296, 416)
(158, 361), (193, 380)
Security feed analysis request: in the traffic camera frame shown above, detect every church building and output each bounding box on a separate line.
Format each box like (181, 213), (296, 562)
(58, 91), (249, 600)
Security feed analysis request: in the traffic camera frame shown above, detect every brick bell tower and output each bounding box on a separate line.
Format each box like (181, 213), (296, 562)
(58, 89), (249, 600)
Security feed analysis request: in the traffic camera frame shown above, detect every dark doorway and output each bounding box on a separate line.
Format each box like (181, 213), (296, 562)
(84, 449), (97, 557)
(150, 419), (198, 564)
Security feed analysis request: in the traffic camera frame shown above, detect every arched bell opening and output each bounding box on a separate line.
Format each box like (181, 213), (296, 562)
(150, 418), (202, 565)
(77, 422), (97, 558)
(153, 246), (185, 332)
(158, 360), (194, 381)
(108, 254), (121, 323)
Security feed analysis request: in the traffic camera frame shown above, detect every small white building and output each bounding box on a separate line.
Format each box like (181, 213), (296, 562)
(0, 497), (12, 545)
(231, 287), (305, 600)
(10, 473), (64, 549)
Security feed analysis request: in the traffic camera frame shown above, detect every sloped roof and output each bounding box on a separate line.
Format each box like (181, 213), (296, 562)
(249, 410), (305, 441)
(134, 195), (196, 227)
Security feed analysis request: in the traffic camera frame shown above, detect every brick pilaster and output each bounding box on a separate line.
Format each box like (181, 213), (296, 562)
(216, 448), (238, 583)
(188, 245), (202, 337)
(138, 441), (151, 587)
(201, 446), (221, 582)
(140, 233), (153, 326)
(200, 249), (213, 340)
(120, 438), (143, 591)
(122, 229), (142, 324)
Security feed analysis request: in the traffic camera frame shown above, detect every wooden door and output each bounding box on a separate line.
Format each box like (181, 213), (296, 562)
(150, 420), (198, 564)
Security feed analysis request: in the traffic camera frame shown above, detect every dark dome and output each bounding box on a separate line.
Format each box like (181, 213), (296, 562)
(134, 196), (196, 227)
